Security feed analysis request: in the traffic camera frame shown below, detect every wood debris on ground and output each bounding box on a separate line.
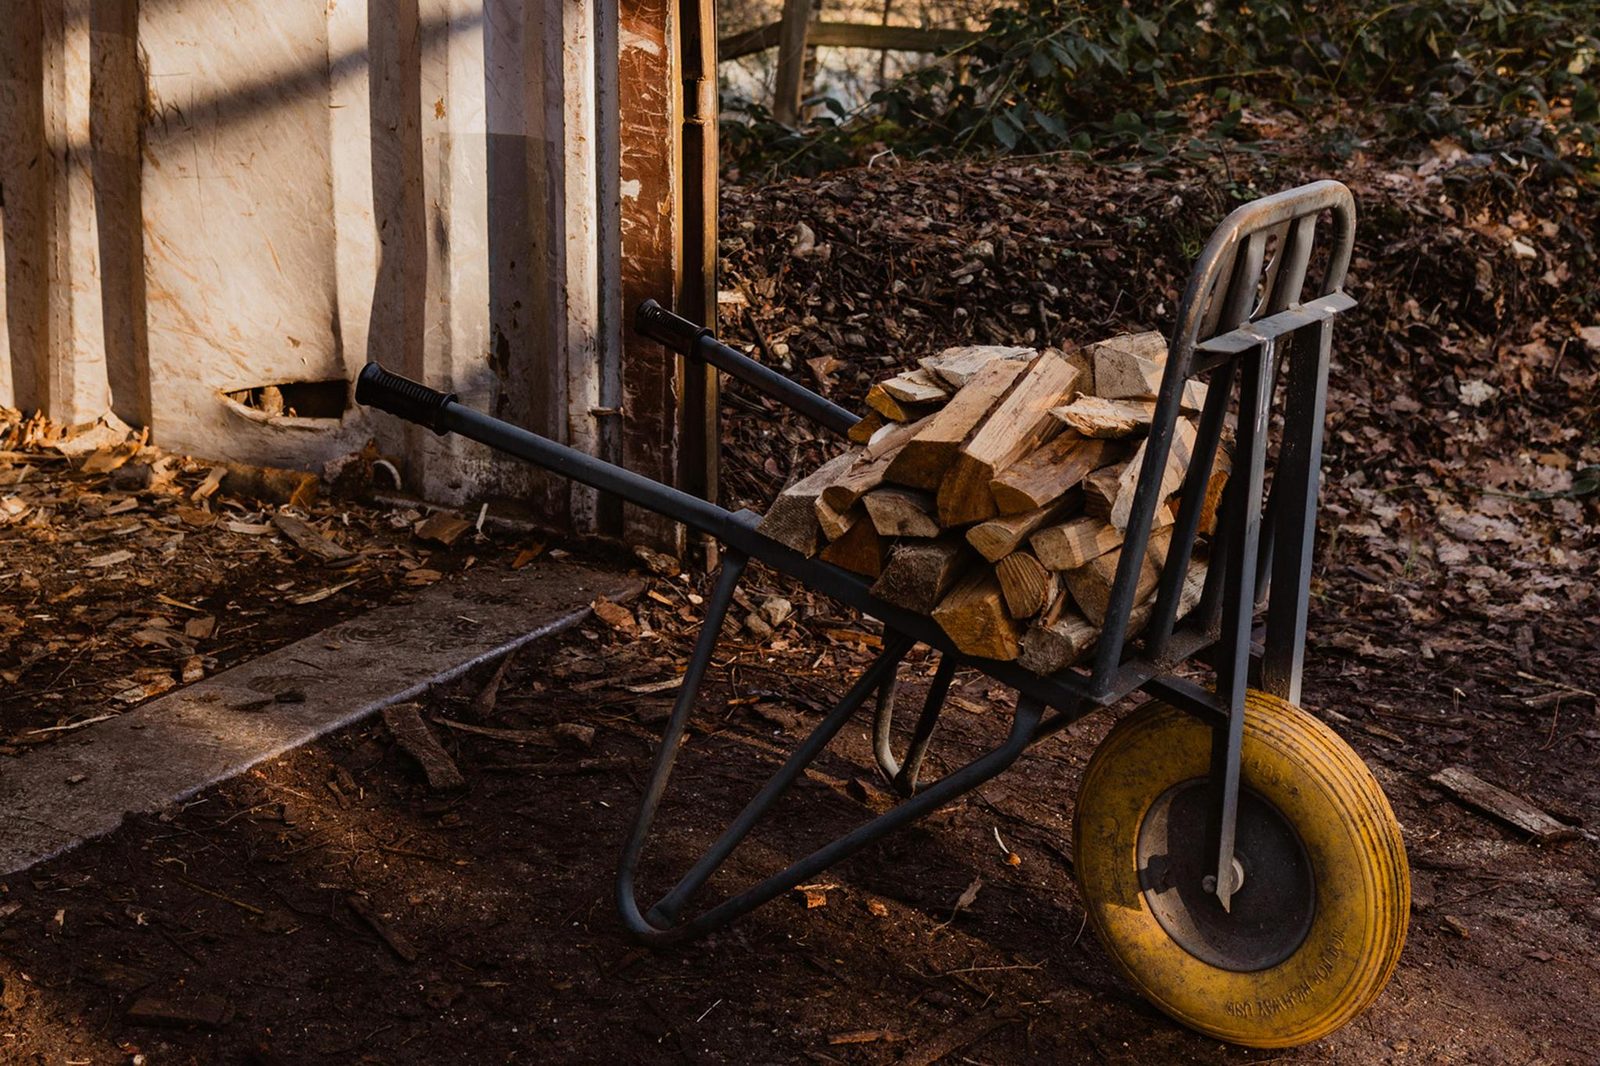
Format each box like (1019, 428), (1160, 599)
(755, 335), (1228, 667)
(0, 404), (506, 749)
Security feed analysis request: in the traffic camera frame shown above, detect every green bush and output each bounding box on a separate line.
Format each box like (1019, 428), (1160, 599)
(722, 0), (1599, 179)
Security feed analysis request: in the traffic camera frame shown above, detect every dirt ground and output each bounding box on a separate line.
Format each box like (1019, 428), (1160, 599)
(0, 545), (1596, 1064)
(2, 149), (1597, 1063)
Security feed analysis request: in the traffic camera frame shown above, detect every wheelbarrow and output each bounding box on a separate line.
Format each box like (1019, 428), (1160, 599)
(356, 180), (1408, 1048)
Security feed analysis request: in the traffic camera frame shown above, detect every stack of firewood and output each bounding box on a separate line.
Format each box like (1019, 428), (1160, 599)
(757, 333), (1230, 673)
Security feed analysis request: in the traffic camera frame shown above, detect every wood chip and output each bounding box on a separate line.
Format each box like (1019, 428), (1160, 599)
(346, 894), (419, 962)
(272, 512), (356, 566)
(1428, 766), (1580, 843)
(414, 512), (475, 547)
(126, 993), (234, 1030)
(383, 702), (466, 792)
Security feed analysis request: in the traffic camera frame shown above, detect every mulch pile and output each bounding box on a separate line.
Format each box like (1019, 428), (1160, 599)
(716, 145), (1599, 719)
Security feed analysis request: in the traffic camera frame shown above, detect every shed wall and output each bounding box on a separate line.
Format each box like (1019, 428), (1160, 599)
(0, 0), (706, 545)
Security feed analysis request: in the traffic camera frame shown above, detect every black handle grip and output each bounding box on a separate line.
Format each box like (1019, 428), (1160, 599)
(356, 362), (456, 434)
(635, 299), (711, 354)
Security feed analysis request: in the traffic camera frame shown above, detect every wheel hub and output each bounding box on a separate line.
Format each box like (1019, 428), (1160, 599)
(1136, 780), (1316, 972)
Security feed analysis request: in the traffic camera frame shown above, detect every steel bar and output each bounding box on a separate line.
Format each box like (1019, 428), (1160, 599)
(645, 634), (915, 926)
(1146, 356), (1238, 662)
(636, 300), (859, 436)
(873, 654), (956, 795)
(1206, 337), (1276, 912)
(631, 695), (1045, 942)
(1260, 318), (1334, 703)
(616, 553), (750, 939)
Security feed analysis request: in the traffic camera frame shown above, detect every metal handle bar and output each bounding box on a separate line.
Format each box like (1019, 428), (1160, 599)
(635, 300), (860, 436)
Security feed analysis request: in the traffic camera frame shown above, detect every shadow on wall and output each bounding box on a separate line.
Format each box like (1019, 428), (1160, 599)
(0, 0), (582, 441)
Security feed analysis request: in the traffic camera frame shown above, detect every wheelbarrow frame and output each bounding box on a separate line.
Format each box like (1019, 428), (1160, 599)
(356, 179), (1356, 942)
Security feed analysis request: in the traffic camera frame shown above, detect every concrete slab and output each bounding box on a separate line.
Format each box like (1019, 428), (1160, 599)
(0, 560), (640, 875)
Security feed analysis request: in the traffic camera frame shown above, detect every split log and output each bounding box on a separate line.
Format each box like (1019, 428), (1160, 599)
(1050, 396), (1157, 438)
(870, 538), (973, 614)
(990, 434), (1125, 515)
(865, 382), (937, 422)
(862, 487), (940, 538)
(820, 415), (932, 512)
(1083, 464), (1126, 520)
(1091, 331), (1167, 399)
(1199, 445), (1232, 535)
(936, 352), (1082, 526)
(995, 551), (1053, 619)
(918, 345), (1032, 389)
(931, 570), (1022, 661)
(847, 411), (887, 444)
(1056, 345), (1094, 398)
(1031, 515), (1124, 572)
(757, 450), (858, 555)
(879, 368), (950, 405)
(965, 491), (1080, 562)
(1064, 527), (1174, 627)
(1021, 557), (1206, 674)
(1110, 420), (1197, 531)
(819, 518), (889, 578)
(1018, 611), (1098, 675)
(885, 358), (1031, 490)
(1090, 332), (1207, 408)
(815, 496), (858, 541)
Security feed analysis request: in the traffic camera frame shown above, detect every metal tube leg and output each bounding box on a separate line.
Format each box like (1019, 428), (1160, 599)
(659, 694), (1046, 942)
(644, 634), (915, 927)
(873, 651), (955, 793)
(1261, 319), (1332, 704)
(893, 654), (956, 795)
(616, 553), (749, 938)
(1207, 338), (1275, 912)
(870, 665), (903, 781)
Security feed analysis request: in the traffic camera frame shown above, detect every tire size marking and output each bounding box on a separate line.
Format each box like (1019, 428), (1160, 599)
(1223, 927), (1346, 1020)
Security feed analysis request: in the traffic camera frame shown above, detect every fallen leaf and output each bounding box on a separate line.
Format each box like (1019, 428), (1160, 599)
(591, 597), (638, 635)
(403, 568), (444, 587)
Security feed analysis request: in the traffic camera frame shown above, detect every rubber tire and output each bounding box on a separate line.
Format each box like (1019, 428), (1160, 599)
(1073, 691), (1409, 1048)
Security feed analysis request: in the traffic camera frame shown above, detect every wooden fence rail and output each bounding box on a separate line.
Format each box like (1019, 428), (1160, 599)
(719, 7), (973, 125)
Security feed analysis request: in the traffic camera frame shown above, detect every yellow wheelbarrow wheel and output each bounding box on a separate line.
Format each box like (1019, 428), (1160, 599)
(1073, 691), (1408, 1048)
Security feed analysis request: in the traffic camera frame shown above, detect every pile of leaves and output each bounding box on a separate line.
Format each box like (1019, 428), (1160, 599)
(723, 0), (1600, 181)
(0, 407), (527, 746)
(714, 144), (1599, 683)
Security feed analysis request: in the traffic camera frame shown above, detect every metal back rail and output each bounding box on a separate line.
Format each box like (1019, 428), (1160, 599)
(356, 180), (1355, 939)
